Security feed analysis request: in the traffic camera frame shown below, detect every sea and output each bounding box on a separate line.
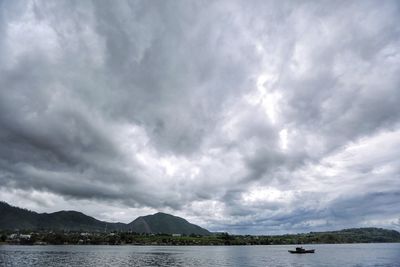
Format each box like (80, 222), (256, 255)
(0, 243), (399, 266)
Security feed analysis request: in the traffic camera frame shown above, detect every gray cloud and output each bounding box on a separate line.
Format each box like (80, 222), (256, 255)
(0, 0), (399, 233)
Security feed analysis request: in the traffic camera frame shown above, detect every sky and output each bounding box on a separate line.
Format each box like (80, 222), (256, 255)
(0, 0), (399, 235)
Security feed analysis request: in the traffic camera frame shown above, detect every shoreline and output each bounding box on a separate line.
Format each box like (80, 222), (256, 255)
(1, 242), (399, 246)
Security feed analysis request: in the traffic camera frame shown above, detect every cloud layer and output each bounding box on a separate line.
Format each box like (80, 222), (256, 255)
(1, 0), (399, 234)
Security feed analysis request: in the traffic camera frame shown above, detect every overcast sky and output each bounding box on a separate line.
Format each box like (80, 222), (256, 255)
(0, 0), (399, 234)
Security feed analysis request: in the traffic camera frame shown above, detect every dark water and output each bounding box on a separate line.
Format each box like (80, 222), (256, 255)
(0, 243), (399, 267)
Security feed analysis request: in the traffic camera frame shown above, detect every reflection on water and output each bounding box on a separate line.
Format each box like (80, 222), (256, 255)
(1, 243), (400, 267)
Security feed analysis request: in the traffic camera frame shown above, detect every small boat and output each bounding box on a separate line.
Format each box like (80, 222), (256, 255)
(288, 247), (315, 254)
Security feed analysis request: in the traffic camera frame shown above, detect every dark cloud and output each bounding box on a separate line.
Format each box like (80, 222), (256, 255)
(0, 0), (399, 233)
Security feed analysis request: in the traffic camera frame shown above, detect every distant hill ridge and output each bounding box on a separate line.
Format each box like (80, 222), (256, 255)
(0, 201), (210, 235)
(1, 202), (399, 242)
(293, 227), (400, 243)
(129, 212), (210, 235)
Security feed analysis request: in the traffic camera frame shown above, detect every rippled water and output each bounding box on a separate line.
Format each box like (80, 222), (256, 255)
(1, 243), (399, 267)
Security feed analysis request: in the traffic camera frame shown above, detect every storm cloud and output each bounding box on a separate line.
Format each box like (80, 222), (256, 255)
(0, 0), (399, 234)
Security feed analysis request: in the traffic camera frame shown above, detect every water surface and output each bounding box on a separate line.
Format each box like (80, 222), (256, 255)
(1, 243), (399, 266)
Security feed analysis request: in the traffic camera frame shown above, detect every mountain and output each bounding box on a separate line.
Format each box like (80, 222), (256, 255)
(303, 227), (400, 243)
(0, 202), (210, 235)
(2, 202), (397, 240)
(0, 201), (121, 232)
(128, 212), (210, 235)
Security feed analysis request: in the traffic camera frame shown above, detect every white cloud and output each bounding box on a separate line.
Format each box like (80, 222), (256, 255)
(0, 0), (399, 234)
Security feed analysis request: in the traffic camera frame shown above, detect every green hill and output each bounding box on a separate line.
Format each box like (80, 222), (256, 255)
(0, 202), (210, 235)
(128, 212), (211, 235)
(2, 202), (398, 241)
(302, 227), (400, 243)
(0, 201), (122, 232)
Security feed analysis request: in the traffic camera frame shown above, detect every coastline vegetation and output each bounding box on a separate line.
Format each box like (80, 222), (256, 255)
(1, 228), (399, 246)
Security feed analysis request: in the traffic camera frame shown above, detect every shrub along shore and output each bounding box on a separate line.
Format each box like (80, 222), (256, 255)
(1, 228), (399, 245)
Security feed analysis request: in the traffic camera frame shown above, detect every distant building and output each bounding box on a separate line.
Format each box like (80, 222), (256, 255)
(8, 234), (18, 239)
(172, 234), (182, 237)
